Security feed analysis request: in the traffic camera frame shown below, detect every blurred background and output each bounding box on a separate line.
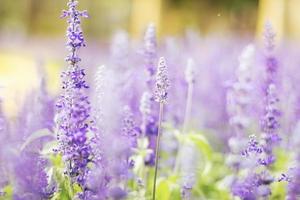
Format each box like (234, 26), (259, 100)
(0, 0), (299, 116)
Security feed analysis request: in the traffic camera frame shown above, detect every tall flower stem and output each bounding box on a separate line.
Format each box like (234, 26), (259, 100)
(183, 82), (194, 133)
(152, 103), (164, 200)
(174, 58), (195, 173)
(173, 81), (194, 173)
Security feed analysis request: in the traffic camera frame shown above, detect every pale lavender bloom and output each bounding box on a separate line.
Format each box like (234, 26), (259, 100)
(232, 172), (273, 200)
(226, 44), (255, 172)
(286, 155), (300, 200)
(122, 106), (140, 147)
(86, 105), (137, 199)
(143, 23), (157, 86)
(93, 65), (107, 133)
(184, 58), (195, 85)
(17, 78), (54, 140)
(140, 92), (152, 119)
(259, 23), (281, 166)
(154, 57), (170, 104)
(226, 44), (255, 136)
(110, 30), (130, 70)
(139, 91), (158, 166)
(13, 152), (53, 200)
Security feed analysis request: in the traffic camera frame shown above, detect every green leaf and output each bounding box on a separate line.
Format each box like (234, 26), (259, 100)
(156, 179), (171, 200)
(49, 154), (76, 200)
(187, 133), (213, 161)
(0, 185), (13, 200)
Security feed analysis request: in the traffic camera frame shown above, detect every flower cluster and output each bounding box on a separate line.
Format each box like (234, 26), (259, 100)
(232, 24), (282, 200)
(55, 0), (92, 194)
(154, 57), (170, 104)
(144, 23), (158, 84)
(226, 44), (255, 135)
(61, 0), (88, 65)
(122, 106), (140, 147)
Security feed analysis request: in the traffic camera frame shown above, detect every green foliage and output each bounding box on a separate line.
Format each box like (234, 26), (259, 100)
(269, 148), (291, 199)
(156, 176), (181, 200)
(129, 124), (234, 200)
(0, 185), (13, 200)
(43, 140), (83, 200)
(184, 131), (231, 200)
(50, 154), (77, 200)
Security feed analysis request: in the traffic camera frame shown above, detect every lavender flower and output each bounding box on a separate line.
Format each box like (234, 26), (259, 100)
(232, 24), (281, 200)
(18, 77), (54, 140)
(232, 172), (273, 200)
(259, 23), (281, 166)
(61, 0), (88, 64)
(122, 106), (140, 148)
(13, 152), (53, 200)
(144, 23), (158, 85)
(152, 57), (170, 200)
(286, 155), (300, 200)
(138, 91), (157, 166)
(110, 30), (129, 70)
(93, 65), (107, 133)
(140, 92), (152, 119)
(55, 0), (92, 195)
(259, 83), (281, 165)
(226, 44), (255, 136)
(226, 44), (255, 172)
(154, 57), (170, 104)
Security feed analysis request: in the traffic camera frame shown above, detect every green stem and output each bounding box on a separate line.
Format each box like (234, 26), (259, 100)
(152, 103), (164, 200)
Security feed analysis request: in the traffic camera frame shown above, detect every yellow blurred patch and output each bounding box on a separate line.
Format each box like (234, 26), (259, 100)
(0, 53), (60, 118)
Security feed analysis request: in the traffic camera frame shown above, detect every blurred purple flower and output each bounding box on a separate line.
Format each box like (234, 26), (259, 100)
(287, 155), (300, 200)
(13, 152), (53, 200)
(232, 23), (281, 200)
(122, 106), (140, 148)
(143, 23), (158, 86)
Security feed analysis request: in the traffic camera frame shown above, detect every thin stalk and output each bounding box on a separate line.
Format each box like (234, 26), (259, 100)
(174, 81), (194, 173)
(152, 103), (164, 200)
(183, 82), (194, 133)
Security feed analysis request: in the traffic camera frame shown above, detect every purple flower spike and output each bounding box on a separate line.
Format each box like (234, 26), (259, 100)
(55, 0), (92, 197)
(154, 57), (170, 104)
(232, 24), (281, 200)
(144, 23), (157, 83)
(61, 0), (88, 65)
(122, 106), (140, 147)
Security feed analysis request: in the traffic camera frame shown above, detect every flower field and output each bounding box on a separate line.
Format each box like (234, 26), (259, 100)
(1, 0), (300, 200)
